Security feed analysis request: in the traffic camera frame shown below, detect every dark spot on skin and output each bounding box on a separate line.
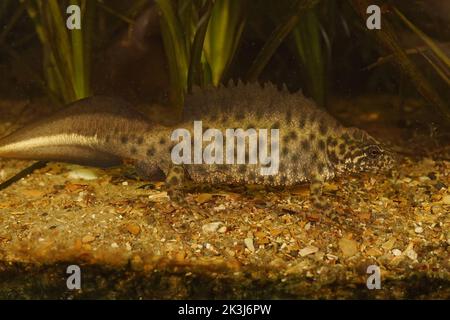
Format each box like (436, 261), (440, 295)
(318, 139), (326, 151)
(327, 136), (337, 147)
(159, 137), (166, 145)
(173, 166), (183, 174)
(121, 135), (128, 144)
(317, 162), (325, 174)
(289, 130), (297, 140)
(137, 137), (144, 145)
(301, 140), (310, 151)
(342, 133), (350, 142)
(147, 146), (156, 156)
(130, 146), (137, 155)
(169, 176), (179, 185)
(328, 150), (338, 163)
(271, 121), (280, 129)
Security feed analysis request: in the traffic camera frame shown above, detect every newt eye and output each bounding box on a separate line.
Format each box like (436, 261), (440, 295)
(367, 145), (381, 158)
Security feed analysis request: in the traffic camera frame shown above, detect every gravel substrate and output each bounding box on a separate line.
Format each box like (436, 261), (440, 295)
(0, 156), (448, 299)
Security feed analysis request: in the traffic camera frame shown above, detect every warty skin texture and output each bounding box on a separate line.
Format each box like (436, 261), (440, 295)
(0, 82), (396, 208)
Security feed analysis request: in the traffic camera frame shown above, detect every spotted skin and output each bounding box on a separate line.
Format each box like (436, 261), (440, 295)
(165, 164), (187, 203)
(136, 82), (394, 209)
(0, 83), (396, 211)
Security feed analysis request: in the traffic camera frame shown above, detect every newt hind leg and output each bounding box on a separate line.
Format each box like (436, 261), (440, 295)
(309, 174), (337, 218)
(164, 164), (188, 204)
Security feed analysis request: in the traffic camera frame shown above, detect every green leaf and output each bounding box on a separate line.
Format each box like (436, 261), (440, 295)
(246, 0), (320, 82)
(204, 0), (247, 86)
(292, 9), (326, 106)
(156, 0), (190, 108)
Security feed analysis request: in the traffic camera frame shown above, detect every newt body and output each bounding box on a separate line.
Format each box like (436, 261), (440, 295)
(0, 82), (395, 207)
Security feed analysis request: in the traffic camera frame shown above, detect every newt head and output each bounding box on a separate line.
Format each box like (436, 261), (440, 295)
(328, 127), (396, 174)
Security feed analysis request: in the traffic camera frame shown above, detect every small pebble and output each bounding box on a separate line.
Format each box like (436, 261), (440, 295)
(76, 191), (87, 202)
(382, 238), (396, 251)
(68, 168), (98, 180)
(244, 238), (255, 252)
(202, 222), (223, 233)
(427, 172), (436, 180)
(148, 192), (169, 202)
(126, 223), (141, 235)
(82, 235), (95, 243)
(392, 249), (402, 256)
(299, 245), (319, 257)
(401, 177), (412, 183)
(326, 254), (338, 261)
(22, 189), (45, 197)
(404, 244), (418, 260)
(213, 204), (226, 212)
(434, 182), (446, 190)
(441, 194), (450, 205)
(196, 193), (213, 204)
(366, 248), (382, 256)
(339, 238), (358, 257)
(414, 226), (423, 234)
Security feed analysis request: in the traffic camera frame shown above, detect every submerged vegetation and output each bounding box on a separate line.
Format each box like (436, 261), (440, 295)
(20, 0), (95, 103)
(0, 0), (448, 118)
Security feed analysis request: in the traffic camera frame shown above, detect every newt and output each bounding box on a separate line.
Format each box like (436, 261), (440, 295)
(0, 82), (395, 209)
